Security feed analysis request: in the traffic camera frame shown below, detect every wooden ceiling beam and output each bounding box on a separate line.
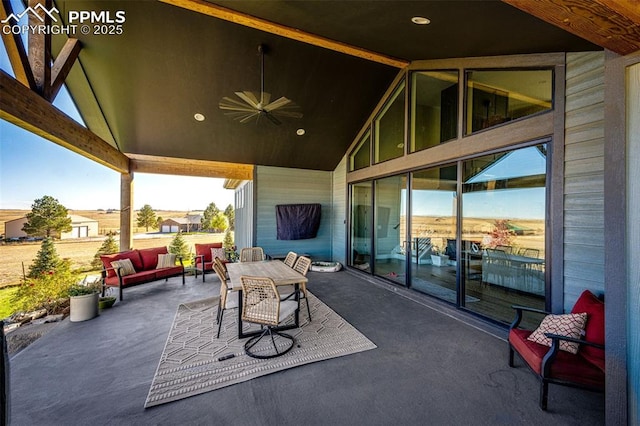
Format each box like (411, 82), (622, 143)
(0, 70), (129, 173)
(128, 154), (254, 180)
(503, 0), (640, 55)
(158, 0), (409, 68)
(50, 38), (82, 101)
(0, 0), (36, 88)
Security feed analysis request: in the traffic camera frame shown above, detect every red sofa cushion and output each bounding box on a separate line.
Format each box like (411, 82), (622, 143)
(155, 265), (184, 279)
(195, 243), (223, 264)
(120, 270), (157, 286)
(509, 328), (604, 389)
(139, 247), (168, 270)
(571, 290), (605, 372)
(100, 250), (144, 278)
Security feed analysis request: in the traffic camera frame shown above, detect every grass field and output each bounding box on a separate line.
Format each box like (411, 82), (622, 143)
(0, 209), (225, 288)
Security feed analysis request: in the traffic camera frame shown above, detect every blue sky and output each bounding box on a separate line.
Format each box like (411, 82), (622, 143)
(0, 39), (234, 211)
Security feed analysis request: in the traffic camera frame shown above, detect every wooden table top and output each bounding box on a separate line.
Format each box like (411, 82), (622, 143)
(226, 260), (308, 290)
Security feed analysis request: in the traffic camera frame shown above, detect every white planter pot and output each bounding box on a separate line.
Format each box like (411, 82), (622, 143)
(430, 254), (449, 267)
(70, 293), (99, 322)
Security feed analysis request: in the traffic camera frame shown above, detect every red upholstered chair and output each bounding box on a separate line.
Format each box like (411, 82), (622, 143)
(508, 290), (605, 410)
(194, 243), (225, 282)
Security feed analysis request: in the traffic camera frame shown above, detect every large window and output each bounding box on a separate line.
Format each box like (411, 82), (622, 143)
(465, 69), (553, 134)
(349, 130), (371, 171)
(374, 81), (405, 163)
(411, 71), (458, 152)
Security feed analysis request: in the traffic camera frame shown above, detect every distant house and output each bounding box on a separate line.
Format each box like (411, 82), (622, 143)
(4, 214), (99, 239)
(160, 215), (203, 233)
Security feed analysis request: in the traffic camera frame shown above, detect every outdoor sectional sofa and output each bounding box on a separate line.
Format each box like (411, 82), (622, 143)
(100, 247), (185, 300)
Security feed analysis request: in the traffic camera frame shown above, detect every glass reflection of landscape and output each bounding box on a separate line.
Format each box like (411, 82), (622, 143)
(358, 144), (547, 326)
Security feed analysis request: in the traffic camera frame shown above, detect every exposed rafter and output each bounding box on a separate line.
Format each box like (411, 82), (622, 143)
(0, 0), (36, 88)
(158, 0), (409, 68)
(503, 0), (640, 55)
(0, 70), (129, 173)
(0, 0), (82, 100)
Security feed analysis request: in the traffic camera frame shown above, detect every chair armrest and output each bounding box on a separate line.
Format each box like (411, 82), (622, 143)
(541, 333), (605, 377)
(544, 333), (605, 350)
(509, 305), (551, 330)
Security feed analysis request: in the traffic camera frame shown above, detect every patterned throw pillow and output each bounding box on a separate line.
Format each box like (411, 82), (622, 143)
(157, 253), (177, 269)
(111, 258), (136, 277)
(211, 247), (225, 262)
(527, 313), (588, 354)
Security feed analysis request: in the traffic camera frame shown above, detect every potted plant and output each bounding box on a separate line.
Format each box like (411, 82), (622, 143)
(68, 283), (99, 322)
(98, 286), (116, 310)
(430, 246), (449, 267)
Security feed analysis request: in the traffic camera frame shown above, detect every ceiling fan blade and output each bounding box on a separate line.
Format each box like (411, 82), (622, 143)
(263, 111), (282, 125)
(235, 91), (260, 109)
(263, 96), (291, 112)
(238, 112), (261, 123)
(271, 110), (304, 119)
(219, 97), (258, 112)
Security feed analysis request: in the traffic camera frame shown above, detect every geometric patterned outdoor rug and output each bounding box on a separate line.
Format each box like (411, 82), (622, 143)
(144, 291), (376, 408)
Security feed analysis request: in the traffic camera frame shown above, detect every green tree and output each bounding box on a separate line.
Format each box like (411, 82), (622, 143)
(22, 195), (72, 238)
(13, 258), (78, 314)
(211, 212), (228, 233)
(168, 231), (190, 260)
(201, 202), (220, 232)
(156, 216), (164, 231)
(91, 232), (119, 269)
(27, 237), (61, 278)
(137, 204), (156, 232)
(223, 229), (234, 250)
(224, 204), (235, 231)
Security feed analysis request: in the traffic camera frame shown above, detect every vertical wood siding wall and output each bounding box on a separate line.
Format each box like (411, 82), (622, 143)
(332, 157), (347, 264)
(255, 166), (332, 260)
(564, 52), (605, 310)
(627, 62), (640, 426)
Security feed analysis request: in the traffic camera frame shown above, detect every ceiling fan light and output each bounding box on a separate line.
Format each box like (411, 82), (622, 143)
(194, 113), (205, 121)
(296, 128), (305, 136)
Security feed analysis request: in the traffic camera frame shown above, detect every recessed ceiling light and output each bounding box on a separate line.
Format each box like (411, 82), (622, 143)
(296, 128), (305, 136)
(194, 113), (205, 121)
(411, 16), (431, 25)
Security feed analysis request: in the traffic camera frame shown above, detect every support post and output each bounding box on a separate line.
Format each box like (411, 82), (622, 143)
(120, 172), (134, 251)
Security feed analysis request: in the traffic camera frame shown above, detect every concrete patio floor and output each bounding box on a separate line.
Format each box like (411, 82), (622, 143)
(7, 269), (604, 425)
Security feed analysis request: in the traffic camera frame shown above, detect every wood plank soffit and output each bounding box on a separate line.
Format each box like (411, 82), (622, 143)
(0, 0), (36, 88)
(158, 0), (409, 69)
(0, 70), (129, 173)
(502, 0), (640, 55)
(128, 154), (254, 180)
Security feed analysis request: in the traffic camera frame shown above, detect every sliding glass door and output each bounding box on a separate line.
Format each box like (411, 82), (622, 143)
(350, 181), (372, 273)
(409, 165), (458, 302)
(348, 144), (547, 325)
(373, 175), (407, 285)
(461, 144), (547, 325)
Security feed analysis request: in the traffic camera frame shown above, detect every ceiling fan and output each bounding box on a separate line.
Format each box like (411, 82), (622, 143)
(219, 44), (303, 125)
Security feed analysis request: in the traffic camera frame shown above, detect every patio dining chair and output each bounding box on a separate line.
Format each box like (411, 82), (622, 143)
(241, 275), (298, 359)
(280, 256), (312, 321)
(214, 256), (228, 278)
(283, 251), (297, 268)
(213, 262), (238, 338)
(240, 247), (265, 262)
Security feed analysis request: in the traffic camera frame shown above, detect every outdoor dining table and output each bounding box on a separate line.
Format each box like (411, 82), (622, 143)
(226, 260), (308, 339)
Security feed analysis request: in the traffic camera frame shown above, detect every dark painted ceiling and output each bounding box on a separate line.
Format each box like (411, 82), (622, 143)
(56, 1), (599, 172)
